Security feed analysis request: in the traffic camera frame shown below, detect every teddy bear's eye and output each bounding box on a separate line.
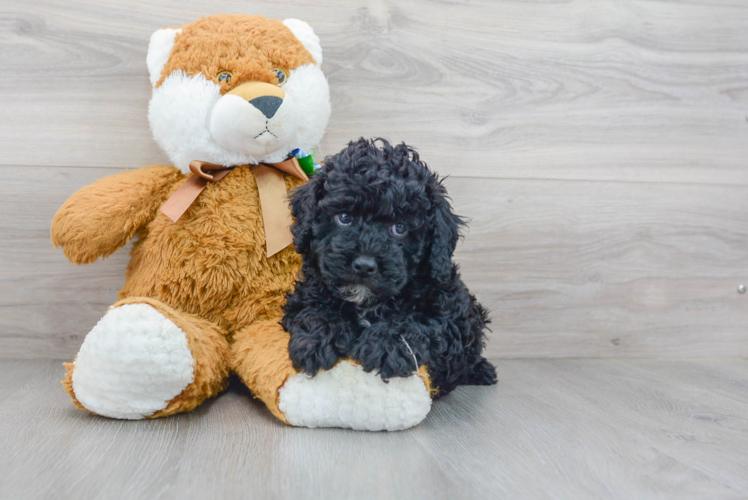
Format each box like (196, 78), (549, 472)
(217, 71), (232, 84)
(272, 68), (288, 86)
(390, 223), (408, 238)
(335, 213), (352, 226)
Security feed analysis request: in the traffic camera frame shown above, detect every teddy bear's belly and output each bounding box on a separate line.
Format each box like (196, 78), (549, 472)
(118, 167), (303, 335)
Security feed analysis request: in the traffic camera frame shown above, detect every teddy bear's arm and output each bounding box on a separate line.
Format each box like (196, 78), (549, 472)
(51, 165), (182, 264)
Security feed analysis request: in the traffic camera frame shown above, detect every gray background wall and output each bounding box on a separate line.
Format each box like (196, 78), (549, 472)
(1, 0), (746, 359)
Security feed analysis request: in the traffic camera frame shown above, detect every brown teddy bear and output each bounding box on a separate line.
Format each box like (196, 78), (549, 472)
(51, 14), (432, 431)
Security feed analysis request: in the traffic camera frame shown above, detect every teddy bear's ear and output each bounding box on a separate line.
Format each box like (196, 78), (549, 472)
(146, 28), (182, 86)
(283, 19), (323, 65)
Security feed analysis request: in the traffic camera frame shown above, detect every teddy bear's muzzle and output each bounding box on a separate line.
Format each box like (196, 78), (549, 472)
(209, 81), (297, 156)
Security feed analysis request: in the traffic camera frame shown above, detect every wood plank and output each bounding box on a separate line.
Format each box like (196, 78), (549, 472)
(1, 166), (746, 359)
(0, 166), (130, 358)
(449, 176), (748, 358)
(1, 359), (747, 499)
(1, 0), (747, 184)
(418, 358), (748, 498)
(616, 358), (748, 405)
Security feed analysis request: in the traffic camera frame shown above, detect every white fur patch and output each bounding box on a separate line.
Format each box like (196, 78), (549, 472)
(146, 28), (181, 86)
(339, 284), (372, 305)
(209, 94), (298, 157)
(71, 304), (195, 420)
(278, 360), (432, 431)
(149, 65), (330, 173)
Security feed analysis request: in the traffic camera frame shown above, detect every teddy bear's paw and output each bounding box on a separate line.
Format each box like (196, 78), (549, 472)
(71, 303), (195, 419)
(277, 360), (432, 431)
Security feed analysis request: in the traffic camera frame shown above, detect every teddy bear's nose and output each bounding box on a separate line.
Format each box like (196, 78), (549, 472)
(249, 96), (283, 119)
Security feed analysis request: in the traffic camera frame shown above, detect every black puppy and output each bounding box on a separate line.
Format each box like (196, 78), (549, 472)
(283, 138), (497, 397)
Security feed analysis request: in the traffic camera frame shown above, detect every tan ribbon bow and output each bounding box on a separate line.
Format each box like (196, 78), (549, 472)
(160, 157), (309, 258)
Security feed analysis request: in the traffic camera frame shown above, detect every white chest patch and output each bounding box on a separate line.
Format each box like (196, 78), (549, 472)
(339, 284), (373, 305)
(278, 360), (432, 431)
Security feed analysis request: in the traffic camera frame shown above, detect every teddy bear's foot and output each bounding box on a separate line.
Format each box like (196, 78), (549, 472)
(64, 297), (229, 419)
(278, 360), (433, 431)
(232, 320), (433, 431)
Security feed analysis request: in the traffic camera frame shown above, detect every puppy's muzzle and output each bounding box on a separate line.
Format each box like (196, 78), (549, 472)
(352, 256), (377, 278)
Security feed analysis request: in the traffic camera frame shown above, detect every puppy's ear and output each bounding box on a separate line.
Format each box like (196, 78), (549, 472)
(427, 191), (463, 284)
(289, 175), (323, 255)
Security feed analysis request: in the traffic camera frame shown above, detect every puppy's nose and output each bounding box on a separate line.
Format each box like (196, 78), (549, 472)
(352, 256), (378, 277)
(248, 96), (283, 119)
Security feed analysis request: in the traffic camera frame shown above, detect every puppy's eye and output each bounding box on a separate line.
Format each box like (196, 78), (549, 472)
(390, 223), (408, 238)
(272, 68), (288, 86)
(335, 213), (352, 226)
(217, 71), (232, 85)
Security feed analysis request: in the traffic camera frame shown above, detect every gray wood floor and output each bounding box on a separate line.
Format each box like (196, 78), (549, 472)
(1, 358), (747, 500)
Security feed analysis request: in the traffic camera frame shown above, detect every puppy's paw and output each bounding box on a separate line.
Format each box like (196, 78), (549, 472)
(380, 356), (419, 380)
(288, 333), (339, 375)
(464, 357), (498, 386)
(351, 328), (429, 381)
(352, 343), (412, 380)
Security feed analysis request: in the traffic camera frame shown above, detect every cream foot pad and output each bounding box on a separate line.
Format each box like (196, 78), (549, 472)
(71, 304), (195, 419)
(278, 360), (432, 431)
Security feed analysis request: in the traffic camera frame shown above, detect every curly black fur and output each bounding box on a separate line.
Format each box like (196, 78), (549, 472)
(282, 138), (497, 397)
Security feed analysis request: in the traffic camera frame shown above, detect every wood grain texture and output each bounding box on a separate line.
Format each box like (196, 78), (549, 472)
(1, 0), (747, 358)
(1, 166), (747, 359)
(451, 176), (748, 358)
(1, 358), (747, 499)
(1, 0), (747, 183)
